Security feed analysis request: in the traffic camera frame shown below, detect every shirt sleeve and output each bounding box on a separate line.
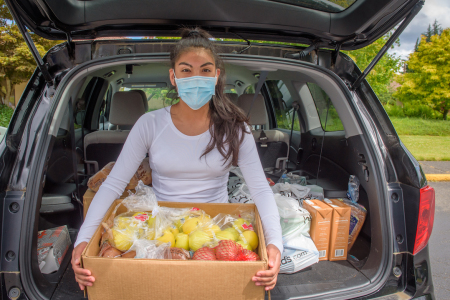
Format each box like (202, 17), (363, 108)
(74, 115), (152, 247)
(237, 129), (283, 254)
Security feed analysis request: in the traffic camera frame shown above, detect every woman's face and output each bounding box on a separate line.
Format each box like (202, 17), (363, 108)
(169, 48), (221, 86)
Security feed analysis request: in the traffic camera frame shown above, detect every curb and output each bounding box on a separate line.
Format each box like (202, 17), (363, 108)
(426, 174), (450, 182)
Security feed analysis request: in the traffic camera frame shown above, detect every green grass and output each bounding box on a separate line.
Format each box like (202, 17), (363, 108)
(399, 135), (450, 161)
(390, 117), (450, 136)
(0, 104), (14, 128)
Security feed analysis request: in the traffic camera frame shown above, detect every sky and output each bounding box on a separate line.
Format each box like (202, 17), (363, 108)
(388, 0), (450, 59)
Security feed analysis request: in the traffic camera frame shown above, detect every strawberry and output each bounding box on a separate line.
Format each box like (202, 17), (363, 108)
(215, 240), (242, 261)
(192, 247), (216, 260)
(237, 249), (260, 261)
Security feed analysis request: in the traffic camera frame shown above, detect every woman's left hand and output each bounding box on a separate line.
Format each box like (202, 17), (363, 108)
(252, 244), (281, 291)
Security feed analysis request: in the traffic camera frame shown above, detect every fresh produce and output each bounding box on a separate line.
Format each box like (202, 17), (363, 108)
(168, 225), (180, 236)
(192, 247), (217, 260)
(157, 230), (175, 247)
(223, 227), (240, 240)
(215, 240), (242, 261)
(99, 242), (123, 258)
(182, 217), (200, 235)
(215, 230), (236, 241)
(175, 233), (189, 250)
(238, 230), (259, 250)
(236, 241), (252, 251)
(189, 230), (211, 251)
(170, 247), (191, 260)
(116, 216), (131, 229)
(121, 250), (137, 258)
(100, 205), (261, 262)
(233, 218), (252, 232)
(112, 228), (135, 251)
(237, 249), (260, 261)
(203, 224), (221, 238)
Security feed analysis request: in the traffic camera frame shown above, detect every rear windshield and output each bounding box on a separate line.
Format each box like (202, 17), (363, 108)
(269, 0), (356, 13)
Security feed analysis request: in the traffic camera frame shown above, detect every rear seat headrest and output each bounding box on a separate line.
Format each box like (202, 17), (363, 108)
(109, 91), (146, 126)
(237, 94), (268, 126)
(133, 90), (149, 111)
(225, 93), (239, 105)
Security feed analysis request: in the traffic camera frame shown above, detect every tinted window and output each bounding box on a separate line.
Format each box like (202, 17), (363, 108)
(307, 83), (344, 131)
(269, 0), (356, 13)
(266, 80), (300, 131)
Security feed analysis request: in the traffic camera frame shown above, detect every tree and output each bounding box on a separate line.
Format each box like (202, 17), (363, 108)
(414, 37), (420, 52)
(432, 19), (443, 36)
(344, 31), (402, 104)
(0, 0), (61, 106)
(394, 29), (450, 120)
(415, 19), (443, 51)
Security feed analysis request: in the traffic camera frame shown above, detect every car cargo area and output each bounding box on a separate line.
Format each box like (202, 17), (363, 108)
(31, 59), (385, 300)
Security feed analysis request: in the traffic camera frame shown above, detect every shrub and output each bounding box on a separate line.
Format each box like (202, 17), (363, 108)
(384, 102), (444, 120)
(0, 104), (14, 128)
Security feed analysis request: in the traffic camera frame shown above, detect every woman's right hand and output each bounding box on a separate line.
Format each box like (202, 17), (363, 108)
(71, 242), (95, 290)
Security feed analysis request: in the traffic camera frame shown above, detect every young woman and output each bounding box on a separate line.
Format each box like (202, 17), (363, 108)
(72, 28), (283, 291)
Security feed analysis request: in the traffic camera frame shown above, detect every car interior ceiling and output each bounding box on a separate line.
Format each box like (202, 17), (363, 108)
(35, 59), (383, 299)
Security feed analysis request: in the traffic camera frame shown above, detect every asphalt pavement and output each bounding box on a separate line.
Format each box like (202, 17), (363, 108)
(419, 161), (450, 175)
(428, 181), (450, 300)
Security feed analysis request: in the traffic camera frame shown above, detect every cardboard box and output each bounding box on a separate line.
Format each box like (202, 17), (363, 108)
(323, 199), (351, 261)
(302, 199), (332, 261)
(83, 189), (133, 219)
(81, 199), (268, 300)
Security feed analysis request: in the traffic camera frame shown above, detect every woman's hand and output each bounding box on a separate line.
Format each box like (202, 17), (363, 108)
(252, 244), (281, 291)
(71, 242), (95, 290)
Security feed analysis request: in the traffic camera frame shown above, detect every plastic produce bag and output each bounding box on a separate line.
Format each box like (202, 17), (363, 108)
(228, 167), (245, 197)
(275, 194), (311, 237)
(189, 210), (258, 252)
(277, 173), (307, 186)
(274, 194), (319, 274)
(229, 183), (254, 204)
(128, 239), (172, 259)
(227, 176), (243, 196)
(347, 175), (360, 202)
(272, 183), (310, 201)
(120, 181), (158, 213)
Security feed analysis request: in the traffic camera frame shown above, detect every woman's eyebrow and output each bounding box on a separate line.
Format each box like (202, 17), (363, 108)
(200, 62), (214, 67)
(178, 62), (193, 67)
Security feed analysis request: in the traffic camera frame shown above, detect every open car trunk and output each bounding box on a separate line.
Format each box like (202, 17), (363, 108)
(18, 42), (391, 300)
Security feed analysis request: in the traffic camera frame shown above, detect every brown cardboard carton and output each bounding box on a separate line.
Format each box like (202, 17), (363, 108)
(323, 199), (351, 261)
(302, 199), (332, 261)
(81, 199), (268, 300)
(83, 189), (133, 219)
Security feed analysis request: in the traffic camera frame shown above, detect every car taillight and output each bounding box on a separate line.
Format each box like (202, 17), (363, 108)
(413, 185), (435, 255)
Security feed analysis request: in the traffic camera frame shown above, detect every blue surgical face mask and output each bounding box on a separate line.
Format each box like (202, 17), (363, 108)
(174, 72), (217, 110)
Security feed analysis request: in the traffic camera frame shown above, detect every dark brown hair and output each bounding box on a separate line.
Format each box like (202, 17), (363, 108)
(170, 28), (250, 167)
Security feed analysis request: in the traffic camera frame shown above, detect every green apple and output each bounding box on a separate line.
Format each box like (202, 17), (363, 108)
(238, 230), (259, 250)
(223, 227), (240, 240)
(236, 240), (252, 251)
(189, 230), (211, 251)
(175, 233), (189, 250)
(182, 217), (199, 235)
(215, 230), (236, 241)
(157, 230), (175, 247)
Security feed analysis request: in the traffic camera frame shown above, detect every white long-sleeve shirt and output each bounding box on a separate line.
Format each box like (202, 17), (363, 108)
(75, 106), (283, 253)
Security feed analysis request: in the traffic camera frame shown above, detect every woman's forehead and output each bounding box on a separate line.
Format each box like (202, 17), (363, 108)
(176, 48), (215, 65)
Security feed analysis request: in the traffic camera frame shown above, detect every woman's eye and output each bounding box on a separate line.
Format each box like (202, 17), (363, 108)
(181, 68), (190, 72)
(202, 69), (212, 73)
